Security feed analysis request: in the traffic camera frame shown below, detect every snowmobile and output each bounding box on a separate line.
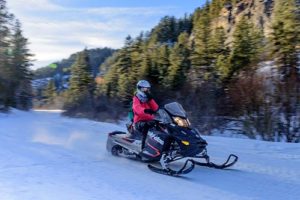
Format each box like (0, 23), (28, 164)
(106, 102), (238, 176)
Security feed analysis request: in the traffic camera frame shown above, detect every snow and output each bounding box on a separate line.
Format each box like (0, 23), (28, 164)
(0, 110), (299, 200)
(31, 77), (52, 90)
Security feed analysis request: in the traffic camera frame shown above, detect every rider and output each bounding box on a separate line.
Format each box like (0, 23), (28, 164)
(132, 80), (159, 150)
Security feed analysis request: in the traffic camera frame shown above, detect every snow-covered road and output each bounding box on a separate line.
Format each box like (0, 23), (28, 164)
(0, 110), (299, 200)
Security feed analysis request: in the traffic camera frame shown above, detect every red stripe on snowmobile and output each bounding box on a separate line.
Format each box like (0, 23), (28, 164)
(145, 142), (160, 157)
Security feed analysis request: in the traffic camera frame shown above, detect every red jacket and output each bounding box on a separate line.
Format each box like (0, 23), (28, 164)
(132, 96), (159, 123)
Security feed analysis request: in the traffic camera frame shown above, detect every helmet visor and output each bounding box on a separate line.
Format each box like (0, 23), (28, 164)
(140, 87), (150, 92)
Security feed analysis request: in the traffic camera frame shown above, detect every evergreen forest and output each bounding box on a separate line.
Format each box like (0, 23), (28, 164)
(0, 0), (33, 111)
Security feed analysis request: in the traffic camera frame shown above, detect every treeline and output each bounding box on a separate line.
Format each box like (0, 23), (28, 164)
(0, 0), (33, 111)
(61, 0), (299, 142)
(34, 48), (115, 110)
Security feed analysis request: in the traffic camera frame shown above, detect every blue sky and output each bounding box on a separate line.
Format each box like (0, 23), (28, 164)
(7, 0), (206, 69)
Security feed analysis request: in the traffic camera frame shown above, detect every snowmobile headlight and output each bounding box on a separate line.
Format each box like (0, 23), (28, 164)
(181, 140), (190, 145)
(173, 117), (190, 127)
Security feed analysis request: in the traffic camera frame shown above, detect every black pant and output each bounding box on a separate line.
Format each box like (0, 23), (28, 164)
(135, 121), (155, 149)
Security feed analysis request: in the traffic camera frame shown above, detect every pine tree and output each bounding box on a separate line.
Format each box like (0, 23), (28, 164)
(139, 49), (152, 80)
(178, 14), (193, 34)
(0, 0), (11, 109)
(229, 16), (264, 78)
(208, 27), (230, 80)
(43, 80), (56, 104)
(209, 0), (227, 18)
(156, 44), (170, 86)
(149, 16), (178, 44)
(0, 1), (33, 110)
(97, 52), (119, 97)
(102, 64), (119, 97)
(11, 19), (33, 110)
(129, 33), (144, 86)
(208, 27), (227, 55)
(270, 0), (300, 77)
(116, 36), (133, 104)
(65, 49), (95, 110)
(135, 42), (161, 88)
(190, 3), (213, 82)
(166, 32), (190, 89)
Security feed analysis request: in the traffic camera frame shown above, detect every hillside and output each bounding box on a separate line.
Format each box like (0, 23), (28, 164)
(212, 0), (274, 41)
(33, 47), (116, 79)
(0, 109), (299, 200)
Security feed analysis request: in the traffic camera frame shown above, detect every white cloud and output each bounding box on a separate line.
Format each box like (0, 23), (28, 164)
(84, 7), (172, 16)
(6, 0), (173, 69)
(7, 0), (65, 12)
(80, 36), (123, 48)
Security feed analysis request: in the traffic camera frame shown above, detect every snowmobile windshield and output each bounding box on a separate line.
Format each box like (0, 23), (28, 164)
(164, 102), (187, 118)
(154, 109), (172, 124)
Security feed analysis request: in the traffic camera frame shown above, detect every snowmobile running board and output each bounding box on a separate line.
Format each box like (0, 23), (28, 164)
(148, 159), (195, 176)
(194, 154), (238, 169)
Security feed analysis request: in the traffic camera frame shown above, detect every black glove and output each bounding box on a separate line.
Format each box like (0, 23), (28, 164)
(144, 109), (156, 115)
(145, 91), (153, 100)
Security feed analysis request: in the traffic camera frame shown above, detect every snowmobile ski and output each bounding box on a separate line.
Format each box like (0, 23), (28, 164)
(194, 154), (238, 169)
(147, 159), (195, 176)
